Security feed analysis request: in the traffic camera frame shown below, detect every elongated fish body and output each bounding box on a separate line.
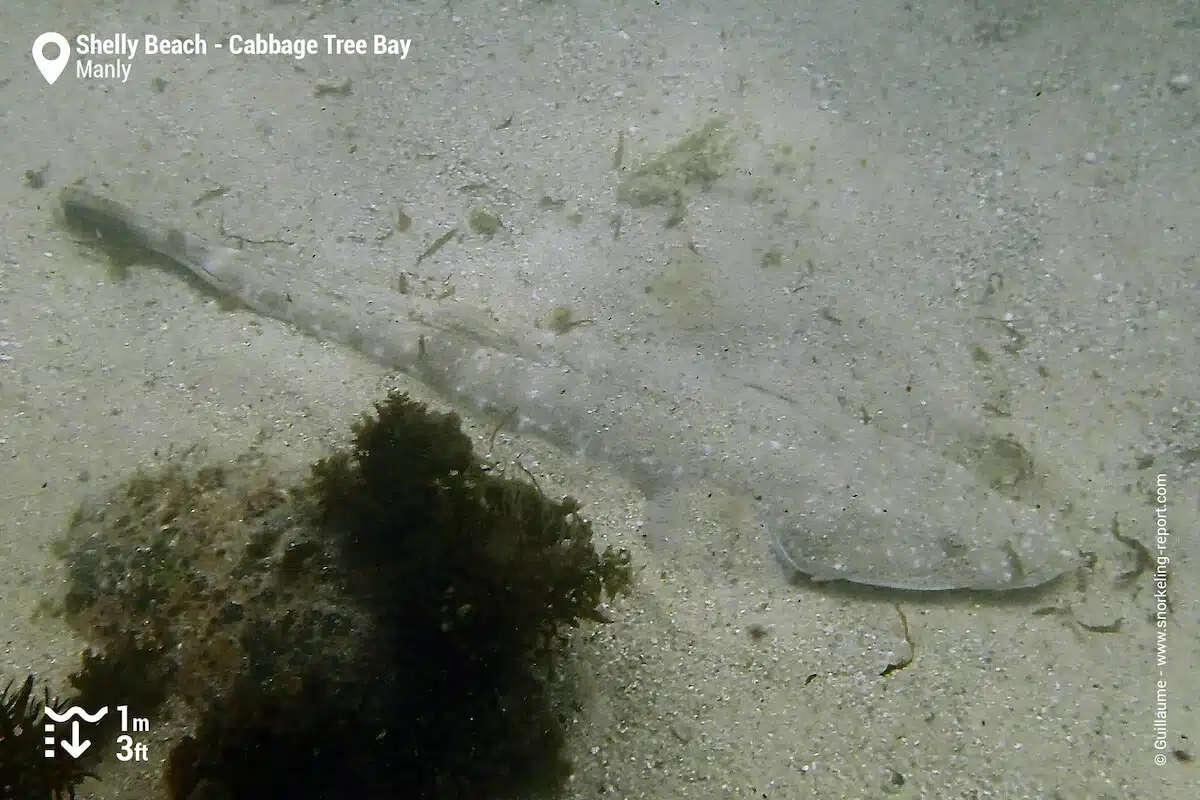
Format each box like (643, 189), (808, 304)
(60, 187), (1075, 591)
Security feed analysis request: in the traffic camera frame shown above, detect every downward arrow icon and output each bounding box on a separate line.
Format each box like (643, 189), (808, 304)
(60, 721), (91, 758)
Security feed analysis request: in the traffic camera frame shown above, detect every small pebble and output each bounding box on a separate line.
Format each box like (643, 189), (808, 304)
(1167, 73), (1192, 93)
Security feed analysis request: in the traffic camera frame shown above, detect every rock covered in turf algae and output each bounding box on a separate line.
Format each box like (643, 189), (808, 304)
(55, 391), (632, 800)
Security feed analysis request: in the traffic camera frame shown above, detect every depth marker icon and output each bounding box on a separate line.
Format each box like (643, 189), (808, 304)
(43, 704), (108, 759)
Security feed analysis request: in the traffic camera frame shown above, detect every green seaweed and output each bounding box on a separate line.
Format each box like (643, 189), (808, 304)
(616, 118), (735, 223)
(468, 208), (504, 236)
(415, 227), (457, 266)
(544, 305), (594, 335)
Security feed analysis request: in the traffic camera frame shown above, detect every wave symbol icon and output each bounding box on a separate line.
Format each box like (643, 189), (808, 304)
(44, 705), (109, 723)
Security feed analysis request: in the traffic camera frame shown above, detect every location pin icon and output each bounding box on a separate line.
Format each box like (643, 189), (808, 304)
(32, 32), (70, 85)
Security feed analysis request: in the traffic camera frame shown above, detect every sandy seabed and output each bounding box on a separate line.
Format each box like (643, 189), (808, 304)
(1, 0), (1196, 797)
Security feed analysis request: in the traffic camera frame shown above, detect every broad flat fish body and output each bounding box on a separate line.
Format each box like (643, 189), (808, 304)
(60, 187), (1076, 591)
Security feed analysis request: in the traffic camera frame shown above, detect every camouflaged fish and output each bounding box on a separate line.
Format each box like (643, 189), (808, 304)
(60, 186), (1076, 592)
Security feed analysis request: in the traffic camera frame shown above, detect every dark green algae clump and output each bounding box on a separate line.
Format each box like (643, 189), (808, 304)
(41, 391), (632, 799)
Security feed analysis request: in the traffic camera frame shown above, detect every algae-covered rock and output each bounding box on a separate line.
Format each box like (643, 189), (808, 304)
(54, 391), (632, 799)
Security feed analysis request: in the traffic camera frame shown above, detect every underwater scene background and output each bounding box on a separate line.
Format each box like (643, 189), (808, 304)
(1, 0), (1196, 797)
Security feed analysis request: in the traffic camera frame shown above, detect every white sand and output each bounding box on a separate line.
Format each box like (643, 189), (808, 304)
(1, 0), (1196, 796)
